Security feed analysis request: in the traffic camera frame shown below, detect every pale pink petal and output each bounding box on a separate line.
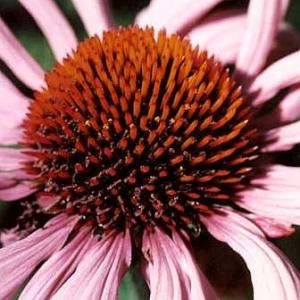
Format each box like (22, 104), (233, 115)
(19, 0), (78, 62)
(189, 7), (298, 67)
(0, 229), (20, 246)
(263, 120), (300, 152)
(252, 164), (300, 188)
(71, 0), (112, 36)
(189, 12), (245, 64)
(250, 50), (300, 106)
(0, 70), (28, 98)
(172, 231), (218, 300)
(19, 226), (96, 299)
(235, 0), (282, 79)
(0, 70), (29, 145)
(0, 72), (29, 125)
(0, 72), (28, 140)
(0, 214), (78, 300)
(245, 214), (295, 238)
(0, 148), (30, 172)
(237, 183), (300, 225)
(0, 148), (35, 201)
(0, 128), (22, 145)
(135, 0), (223, 34)
(52, 230), (131, 300)
(142, 228), (217, 300)
(201, 208), (300, 300)
(0, 18), (44, 89)
(274, 86), (300, 123)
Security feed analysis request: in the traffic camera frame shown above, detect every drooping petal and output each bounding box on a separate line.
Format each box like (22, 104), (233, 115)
(0, 214), (78, 300)
(135, 0), (223, 34)
(238, 188), (300, 224)
(52, 230), (131, 300)
(19, 0), (78, 62)
(71, 0), (113, 36)
(263, 120), (300, 152)
(142, 228), (217, 300)
(245, 214), (295, 238)
(201, 208), (300, 300)
(172, 231), (218, 300)
(249, 50), (300, 106)
(0, 18), (44, 89)
(19, 226), (95, 300)
(235, 0), (283, 79)
(237, 165), (300, 224)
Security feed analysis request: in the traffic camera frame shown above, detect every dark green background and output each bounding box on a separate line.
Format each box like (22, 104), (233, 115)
(1, 1), (300, 299)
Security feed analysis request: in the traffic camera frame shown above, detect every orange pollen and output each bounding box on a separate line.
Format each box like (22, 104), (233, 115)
(21, 26), (259, 237)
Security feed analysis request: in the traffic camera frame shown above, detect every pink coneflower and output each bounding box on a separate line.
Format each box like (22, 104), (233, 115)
(1, 0), (300, 299)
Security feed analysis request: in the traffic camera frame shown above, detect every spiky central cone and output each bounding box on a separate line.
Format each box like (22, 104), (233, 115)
(22, 27), (258, 236)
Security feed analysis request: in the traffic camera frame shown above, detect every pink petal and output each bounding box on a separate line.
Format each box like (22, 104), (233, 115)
(238, 171), (300, 224)
(36, 194), (61, 210)
(0, 74), (28, 144)
(250, 50), (300, 106)
(19, 0), (78, 62)
(235, 0), (283, 80)
(71, 0), (113, 36)
(172, 231), (218, 300)
(52, 230), (131, 300)
(0, 182), (36, 201)
(0, 229), (21, 247)
(0, 18), (44, 90)
(135, 0), (223, 34)
(252, 164), (300, 188)
(263, 120), (300, 152)
(245, 214), (295, 238)
(0, 214), (78, 300)
(0, 148), (30, 172)
(0, 128), (22, 145)
(19, 226), (95, 299)
(0, 148), (35, 201)
(273, 86), (300, 124)
(188, 11), (246, 64)
(142, 228), (217, 300)
(189, 6), (298, 68)
(201, 208), (300, 300)
(255, 86), (300, 130)
(0, 169), (31, 190)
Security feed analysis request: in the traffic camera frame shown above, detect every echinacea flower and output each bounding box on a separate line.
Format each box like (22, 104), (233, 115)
(1, 0), (300, 299)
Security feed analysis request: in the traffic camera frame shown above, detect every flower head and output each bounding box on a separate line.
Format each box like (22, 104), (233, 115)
(1, 0), (300, 299)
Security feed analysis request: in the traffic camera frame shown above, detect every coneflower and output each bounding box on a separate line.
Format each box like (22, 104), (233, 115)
(0, 1), (300, 299)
